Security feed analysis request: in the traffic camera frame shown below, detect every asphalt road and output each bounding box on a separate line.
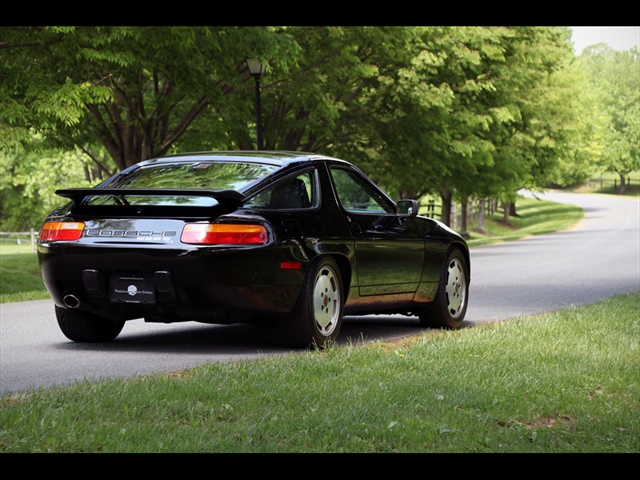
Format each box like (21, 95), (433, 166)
(1, 191), (638, 395)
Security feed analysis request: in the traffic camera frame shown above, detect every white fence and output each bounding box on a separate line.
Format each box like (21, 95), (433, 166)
(0, 229), (37, 252)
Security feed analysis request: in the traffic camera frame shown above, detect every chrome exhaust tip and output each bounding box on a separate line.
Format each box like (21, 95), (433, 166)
(63, 294), (80, 309)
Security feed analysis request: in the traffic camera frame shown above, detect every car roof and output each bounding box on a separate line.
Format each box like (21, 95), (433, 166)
(141, 151), (346, 168)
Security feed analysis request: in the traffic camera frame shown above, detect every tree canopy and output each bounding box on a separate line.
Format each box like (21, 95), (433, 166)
(578, 44), (639, 193)
(1, 26), (637, 230)
(1, 26), (300, 172)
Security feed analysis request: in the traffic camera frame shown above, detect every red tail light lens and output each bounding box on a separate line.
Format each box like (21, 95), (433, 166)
(39, 222), (85, 242)
(181, 223), (269, 245)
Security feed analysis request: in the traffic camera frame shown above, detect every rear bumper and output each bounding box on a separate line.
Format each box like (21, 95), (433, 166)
(38, 243), (305, 322)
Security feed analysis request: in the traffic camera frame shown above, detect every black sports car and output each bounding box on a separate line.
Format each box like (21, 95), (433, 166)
(38, 151), (470, 348)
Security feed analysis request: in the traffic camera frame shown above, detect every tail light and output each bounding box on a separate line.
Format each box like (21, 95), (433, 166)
(39, 222), (85, 242)
(181, 223), (268, 245)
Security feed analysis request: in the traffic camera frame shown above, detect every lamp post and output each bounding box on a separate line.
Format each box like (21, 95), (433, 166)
(246, 58), (265, 150)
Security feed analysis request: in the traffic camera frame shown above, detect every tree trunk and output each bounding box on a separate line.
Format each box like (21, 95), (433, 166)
(440, 189), (452, 226)
(618, 174), (627, 194)
(502, 200), (511, 224)
(476, 200), (487, 233)
(460, 198), (468, 236)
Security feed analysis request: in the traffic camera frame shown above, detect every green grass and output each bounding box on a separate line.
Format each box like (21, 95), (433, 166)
(567, 170), (640, 196)
(465, 196), (584, 247)
(1, 292), (638, 453)
(0, 250), (47, 303)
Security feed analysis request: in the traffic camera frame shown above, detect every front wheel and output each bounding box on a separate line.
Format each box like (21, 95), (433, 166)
(418, 249), (469, 329)
(279, 256), (343, 349)
(55, 305), (125, 342)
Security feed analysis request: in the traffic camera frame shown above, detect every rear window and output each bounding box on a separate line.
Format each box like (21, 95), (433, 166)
(87, 162), (279, 207)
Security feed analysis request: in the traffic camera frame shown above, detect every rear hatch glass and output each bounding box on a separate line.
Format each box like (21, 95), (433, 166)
(87, 161), (279, 207)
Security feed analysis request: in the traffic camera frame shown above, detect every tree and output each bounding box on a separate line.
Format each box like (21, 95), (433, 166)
(252, 27), (417, 157)
(361, 27), (578, 226)
(1, 26), (300, 172)
(582, 46), (639, 194)
(473, 26), (579, 223)
(362, 26), (512, 217)
(0, 145), (94, 230)
(1, 26), (614, 232)
(549, 54), (602, 188)
(579, 44), (640, 194)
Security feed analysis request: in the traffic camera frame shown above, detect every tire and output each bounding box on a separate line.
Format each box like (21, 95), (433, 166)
(418, 249), (469, 329)
(55, 305), (125, 342)
(279, 256), (344, 349)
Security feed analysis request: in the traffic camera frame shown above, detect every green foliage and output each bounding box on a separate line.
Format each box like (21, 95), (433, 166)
(1, 26), (300, 169)
(0, 147), (94, 231)
(578, 45), (640, 192)
(357, 27), (580, 213)
(252, 26), (416, 155)
(1, 26), (636, 225)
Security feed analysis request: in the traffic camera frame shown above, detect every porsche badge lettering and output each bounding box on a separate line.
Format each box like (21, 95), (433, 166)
(85, 229), (176, 242)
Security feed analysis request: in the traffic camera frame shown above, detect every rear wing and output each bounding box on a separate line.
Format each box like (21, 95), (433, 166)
(56, 188), (245, 206)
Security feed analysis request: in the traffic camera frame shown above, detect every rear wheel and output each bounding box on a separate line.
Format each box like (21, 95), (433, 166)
(279, 256), (343, 349)
(55, 305), (125, 342)
(418, 249), (469, 329)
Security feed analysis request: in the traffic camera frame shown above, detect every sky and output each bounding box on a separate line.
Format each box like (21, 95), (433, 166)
(570, 26), (639, 54)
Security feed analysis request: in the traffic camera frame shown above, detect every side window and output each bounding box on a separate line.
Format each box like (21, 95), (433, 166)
(245, 171), (316, 210)
(330, 168), (395, 214)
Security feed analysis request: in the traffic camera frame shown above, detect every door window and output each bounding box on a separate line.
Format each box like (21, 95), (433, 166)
(245, 171), (316, 210)
(329, 168), (394, 214)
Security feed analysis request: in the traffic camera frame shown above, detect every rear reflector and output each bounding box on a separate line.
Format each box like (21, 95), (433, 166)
(181, 223), (268, 245)
(39, 222), (85, 241)
(280, 261), (301, 270)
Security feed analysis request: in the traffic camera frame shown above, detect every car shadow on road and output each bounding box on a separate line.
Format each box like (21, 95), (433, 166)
(53, 314), (473, 355)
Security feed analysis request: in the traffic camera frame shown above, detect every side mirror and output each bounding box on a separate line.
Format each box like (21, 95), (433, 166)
(397, 199), (418, 217)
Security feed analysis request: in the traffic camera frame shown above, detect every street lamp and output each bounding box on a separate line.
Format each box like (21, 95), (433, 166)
(246, 58), (265, 150)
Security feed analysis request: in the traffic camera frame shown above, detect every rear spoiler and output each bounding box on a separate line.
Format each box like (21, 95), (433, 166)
(55, 188), (246, 207)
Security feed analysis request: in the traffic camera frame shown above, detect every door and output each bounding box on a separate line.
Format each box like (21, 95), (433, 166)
(329, 167), (424, 296)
